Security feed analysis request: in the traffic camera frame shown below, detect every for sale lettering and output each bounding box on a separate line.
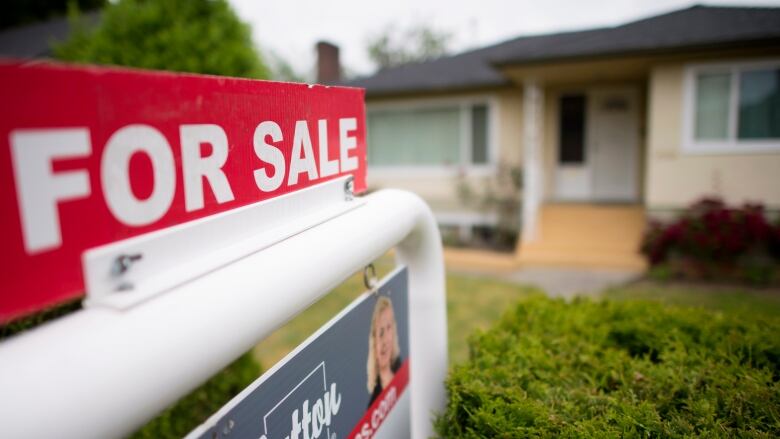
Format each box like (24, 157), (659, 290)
(10, 118), (358, 254)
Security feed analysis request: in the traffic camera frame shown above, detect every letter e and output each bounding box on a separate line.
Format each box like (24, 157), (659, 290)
(338, 118), (358, 172)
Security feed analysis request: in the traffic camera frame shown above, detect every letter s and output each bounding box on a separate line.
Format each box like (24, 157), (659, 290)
(253, 121), (285, 192)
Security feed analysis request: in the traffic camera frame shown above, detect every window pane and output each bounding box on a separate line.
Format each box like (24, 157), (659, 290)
(471, 105), (489, 164)
(738, 68), (780, 139)
(367, 107), (461, 166)
(558, 94), (586, 164)
(694, 72), (731, 140)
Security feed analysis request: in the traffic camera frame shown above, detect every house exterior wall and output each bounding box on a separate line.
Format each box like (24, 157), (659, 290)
(365, 89), (523, 229)
(645, 61), (780, 214)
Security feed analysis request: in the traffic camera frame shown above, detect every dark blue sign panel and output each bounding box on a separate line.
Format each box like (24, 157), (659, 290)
(187, 267), (410, 439)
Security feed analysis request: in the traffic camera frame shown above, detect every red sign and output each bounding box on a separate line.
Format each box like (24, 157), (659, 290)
(0, 61), (367, 323)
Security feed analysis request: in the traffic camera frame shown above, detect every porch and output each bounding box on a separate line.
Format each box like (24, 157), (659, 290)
(514, 62), (650, 271)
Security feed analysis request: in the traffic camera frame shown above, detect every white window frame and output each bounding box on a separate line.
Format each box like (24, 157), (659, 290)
(366, 94), (500, 177)
(682, 58), (780, 155)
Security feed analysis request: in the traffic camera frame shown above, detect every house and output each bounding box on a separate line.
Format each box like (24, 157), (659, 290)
(340, 5), (780, 270)
(0, 11), (100, 58)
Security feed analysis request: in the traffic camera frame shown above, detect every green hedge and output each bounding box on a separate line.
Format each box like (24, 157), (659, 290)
(436, 296), (780, 437)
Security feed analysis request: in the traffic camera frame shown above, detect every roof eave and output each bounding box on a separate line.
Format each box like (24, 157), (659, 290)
(364, 82), (513, 99)
(490, 37), (780, 69)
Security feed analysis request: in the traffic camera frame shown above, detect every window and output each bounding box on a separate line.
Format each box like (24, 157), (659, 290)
(471, 105), (489, 165)
(739, 69), (780, 139)
(685, 61), (780, 153)
(367, 100), (493, 168)
(558, 94), (586, 164)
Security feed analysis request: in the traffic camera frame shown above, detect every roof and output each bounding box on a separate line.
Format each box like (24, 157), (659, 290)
(0, 12), (100, 58)
(346, 5), (780, 96)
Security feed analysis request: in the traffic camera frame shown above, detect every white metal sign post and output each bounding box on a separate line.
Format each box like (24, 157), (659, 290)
(0, 186), (447, 439)
(0, 62), (447, 439)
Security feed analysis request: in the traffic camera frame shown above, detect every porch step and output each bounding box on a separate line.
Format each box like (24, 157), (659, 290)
(444, 247), (519, 272)
(516, 204), (647, 271)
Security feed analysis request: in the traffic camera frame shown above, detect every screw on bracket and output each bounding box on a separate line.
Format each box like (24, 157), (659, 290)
(111, 253), (143, 277)
(344, 176), (355, 201)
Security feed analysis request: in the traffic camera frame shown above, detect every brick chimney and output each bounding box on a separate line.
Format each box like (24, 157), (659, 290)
(316, 41), (340, 84)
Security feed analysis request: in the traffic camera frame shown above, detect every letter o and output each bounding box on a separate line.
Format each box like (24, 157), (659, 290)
(102, 124), (175, 226)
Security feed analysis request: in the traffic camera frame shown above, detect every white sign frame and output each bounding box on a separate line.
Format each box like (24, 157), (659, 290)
(0, 188), (447, 439)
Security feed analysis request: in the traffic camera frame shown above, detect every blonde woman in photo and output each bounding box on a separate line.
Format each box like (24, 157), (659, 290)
(366, 296), (402, 407)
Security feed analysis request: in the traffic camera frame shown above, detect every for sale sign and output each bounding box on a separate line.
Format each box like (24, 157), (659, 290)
(187, 267), (411, 439)
(0, 61), (367, 322)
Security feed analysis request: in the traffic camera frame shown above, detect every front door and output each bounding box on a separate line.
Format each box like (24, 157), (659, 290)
(553, 87), (639, 202)
(588, 87), (639, 202)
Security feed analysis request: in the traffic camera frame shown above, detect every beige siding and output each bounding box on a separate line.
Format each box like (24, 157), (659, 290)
(646, 63), (780, 210)
(366, 90), (523, 225)
(496, 90), (524, 165)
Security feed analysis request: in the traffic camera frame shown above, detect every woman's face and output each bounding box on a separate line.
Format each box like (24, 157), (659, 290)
(374, 307), (395, 371)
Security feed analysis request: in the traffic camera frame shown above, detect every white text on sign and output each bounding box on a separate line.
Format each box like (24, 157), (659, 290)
(10, 118), (358, 254)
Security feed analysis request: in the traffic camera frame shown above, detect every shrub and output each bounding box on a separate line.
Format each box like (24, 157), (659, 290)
(436, 296), (780, 437)
(641, 197), (780, 284)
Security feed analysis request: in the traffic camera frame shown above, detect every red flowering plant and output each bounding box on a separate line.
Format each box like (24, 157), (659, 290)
(640, 197), (780, 284)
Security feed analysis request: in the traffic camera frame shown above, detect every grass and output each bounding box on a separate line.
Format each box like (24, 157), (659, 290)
(254, 259), (780, 370)
(604, 280), (780, 318)
(6, 257), (778, 438)
(253, 254), (537, 368)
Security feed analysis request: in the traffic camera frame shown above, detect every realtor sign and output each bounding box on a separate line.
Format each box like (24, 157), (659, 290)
(188, 267), (411, 439)
(0, 61), (367, 322)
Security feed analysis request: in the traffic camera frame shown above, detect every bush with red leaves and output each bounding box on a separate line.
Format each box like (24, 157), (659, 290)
(641, 197), (780, 283)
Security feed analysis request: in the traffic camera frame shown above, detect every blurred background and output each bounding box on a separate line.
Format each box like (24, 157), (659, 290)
(3, 0), (778, 277)
(2, 1), (779, 437)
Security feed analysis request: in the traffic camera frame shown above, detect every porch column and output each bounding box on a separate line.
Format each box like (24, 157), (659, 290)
(522, 80), (544, 244)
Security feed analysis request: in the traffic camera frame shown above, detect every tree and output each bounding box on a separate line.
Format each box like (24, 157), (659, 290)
(55, 0), (269, 79)
(264, 48), (306, 83)
(367, 23), (451, 70)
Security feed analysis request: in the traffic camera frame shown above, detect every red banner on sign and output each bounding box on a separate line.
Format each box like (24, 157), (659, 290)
(348, 360), (410, 439)
(0, 61), (367, 323)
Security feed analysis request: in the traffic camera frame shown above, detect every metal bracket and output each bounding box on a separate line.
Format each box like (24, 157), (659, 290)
(82, 176), (363, 310)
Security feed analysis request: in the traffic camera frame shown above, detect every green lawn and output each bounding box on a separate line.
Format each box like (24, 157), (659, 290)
(253, 255), (538, 368)
(135, 260), (780, 437)
(254, 259), (780, 370)
(604, 280), (780, 318)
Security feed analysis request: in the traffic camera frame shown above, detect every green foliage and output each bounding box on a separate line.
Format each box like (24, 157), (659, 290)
(3, 0), (105, 30)
(454, 164), (523, 251)
(131, 352), (261, 439)
(367, 23), (451, 70)
(0, 300), (81, 340)
(437, 296), (780, 437)
(55, 0), (269, 79)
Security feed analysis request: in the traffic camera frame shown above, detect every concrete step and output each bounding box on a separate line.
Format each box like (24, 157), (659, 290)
(444, 247), (519, 272)
(516, 203), (647, 270)
(518, 248), (646, 270)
